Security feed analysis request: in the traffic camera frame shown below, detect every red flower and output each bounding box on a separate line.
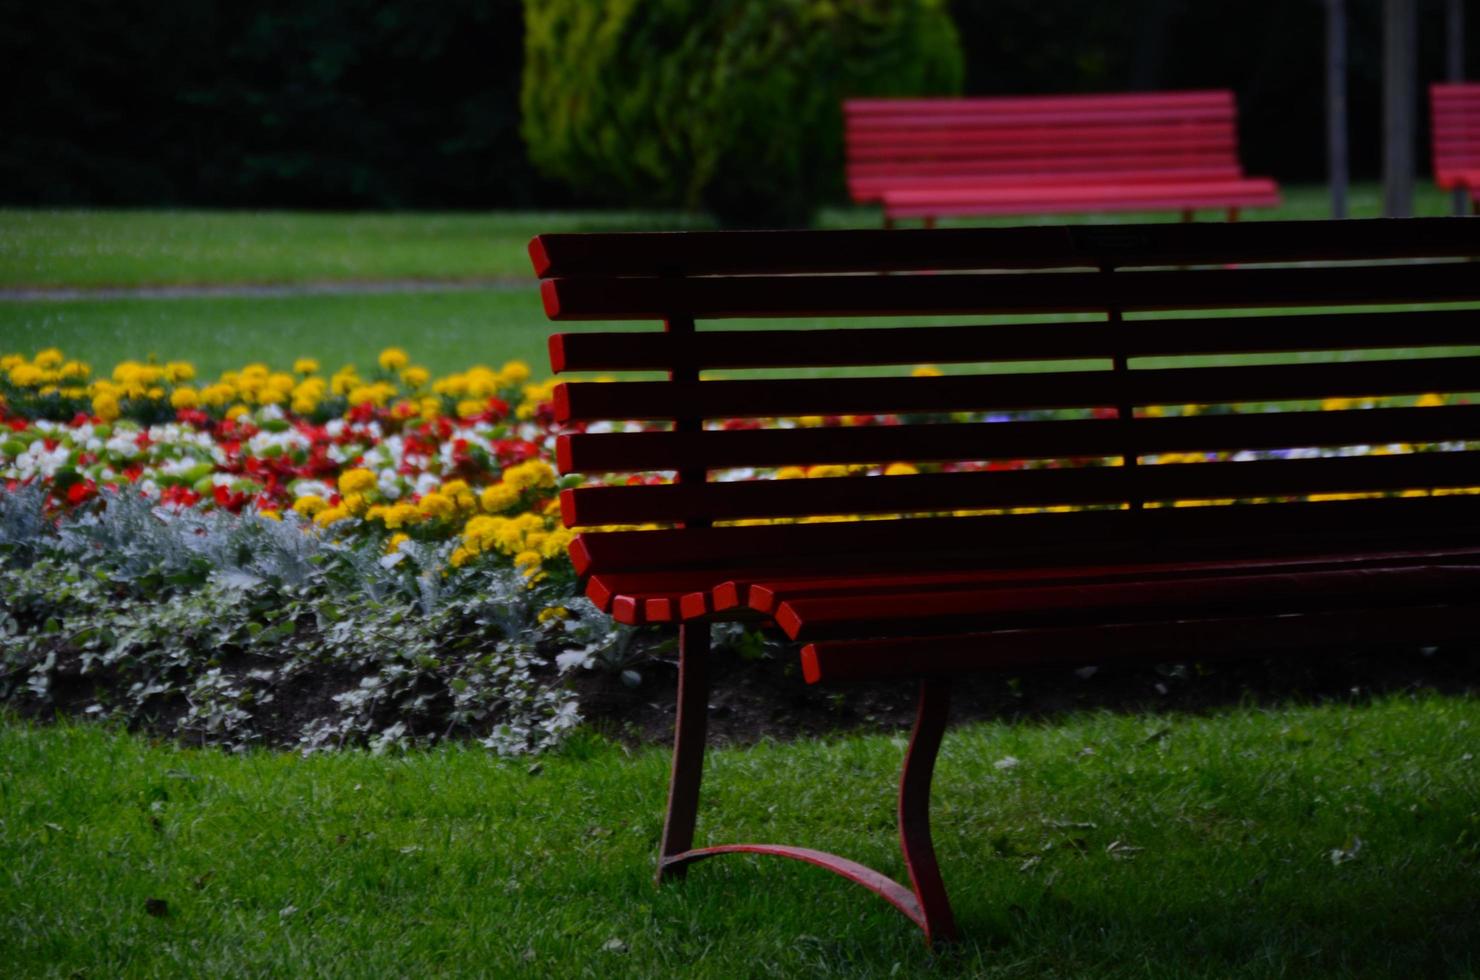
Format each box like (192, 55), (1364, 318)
(66, 480), (97, 505)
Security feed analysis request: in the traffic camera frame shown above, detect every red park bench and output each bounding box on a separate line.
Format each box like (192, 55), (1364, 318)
(1431, 82), (1480, 213)
(845, 90), (1280, 227)
(528, 217), (1480, 944)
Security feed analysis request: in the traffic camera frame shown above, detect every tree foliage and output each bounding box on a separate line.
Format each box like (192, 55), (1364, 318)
(520, 0), (963, 226)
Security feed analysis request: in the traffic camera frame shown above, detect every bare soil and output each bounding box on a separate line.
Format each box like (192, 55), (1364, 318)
(572, 628), (1480, 749)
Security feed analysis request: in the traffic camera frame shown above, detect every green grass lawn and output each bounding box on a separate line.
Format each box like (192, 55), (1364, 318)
(0, 209), (714, 289)
(0, 185), (1461, 290)
(0, 183), (1468, 382)
(0, 287), (553, 381)
(4, 695), (1477, 978)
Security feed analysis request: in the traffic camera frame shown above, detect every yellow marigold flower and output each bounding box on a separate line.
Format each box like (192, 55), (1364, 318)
(163, 361), (195, 383)
(60, 360), (90, 381)
(419, 396), (441, 420)
(170, 386), (200, 409)
(1321, 397), (1353, 412)
(61, 386), (86, 399)
(504, 459), (556, 491)
(514, 550), (543, 577)
(294, 358), (320, 375)
(1416, 393), (1445, 408)
(330, 368), (359, 396)
(378, 347), (410, 372)
(798, 415), (825, 427)
(34, 348), (64, 369)
(144, 386), (165, 400)
(911, 365), (943, 377)
(807, 464), (848, 479)
(338, 468), (378, 496)
(8, 364), (43, 387)
(383, 503), (420, 529)
(884, 462), (919, 476)
(418, 492), (456, 520)
(200, 383), (234, 408)
(91, 391), (121, 422)
(292, 495), (329, 517)
(291, 396), (318, 415)
(258, 509), (282, 522)
(225, 405), (249, 421)
(775, 466), (806, 480)
(342, 493), (369, 516)
(449, 546), (472, 568)
(499, 360), (532, 387)
(480, 482), (521, 513)
(401, 366), (430, 389)
(537, 606), (569, 625)
(539, 528), (573, 559)
(495, 522), (526, 553)
(0, 354), (22, 371)
(386, 532), (410, 554)
(456, 398), (486, 419)
(391, 399), (418, 420)
(314, 505), (350, 527)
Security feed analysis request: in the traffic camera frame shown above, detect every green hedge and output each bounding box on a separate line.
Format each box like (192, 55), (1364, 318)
(521, 0), (962, 227)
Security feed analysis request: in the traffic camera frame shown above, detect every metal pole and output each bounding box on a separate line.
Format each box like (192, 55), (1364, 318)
(1383, 0), (1417, 217)
(1447, 0), (1467, 215)
(1327, 0), (1350, 219)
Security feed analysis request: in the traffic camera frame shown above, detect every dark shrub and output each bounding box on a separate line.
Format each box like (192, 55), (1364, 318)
(521, 0), (962, 227)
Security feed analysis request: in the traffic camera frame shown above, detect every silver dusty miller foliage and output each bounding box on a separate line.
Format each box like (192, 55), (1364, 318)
(0, 489), (626, 755)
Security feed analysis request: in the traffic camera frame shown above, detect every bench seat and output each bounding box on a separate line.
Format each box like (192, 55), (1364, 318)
(529, 218), (1480, 944)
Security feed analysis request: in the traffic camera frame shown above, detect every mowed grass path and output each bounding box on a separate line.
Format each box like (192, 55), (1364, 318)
(5, 695), (1478, 978)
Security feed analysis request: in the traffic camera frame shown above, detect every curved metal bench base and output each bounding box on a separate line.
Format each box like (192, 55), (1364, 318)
(654, 624), (959, 944)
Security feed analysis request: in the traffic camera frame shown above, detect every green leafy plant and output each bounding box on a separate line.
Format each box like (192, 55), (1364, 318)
(521, 0), (962, 226)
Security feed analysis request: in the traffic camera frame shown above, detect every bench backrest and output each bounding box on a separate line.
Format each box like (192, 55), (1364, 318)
(844, 90), (1250, 203)
(1431, 82), (1480, 183)
(530, 220), (1480, 581)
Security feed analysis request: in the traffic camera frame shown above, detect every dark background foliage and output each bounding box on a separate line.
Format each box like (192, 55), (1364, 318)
(2, 0), (1474, 211)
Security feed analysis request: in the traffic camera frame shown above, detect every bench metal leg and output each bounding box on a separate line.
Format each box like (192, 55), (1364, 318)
(656, 622), (711, 883)
(898, 678), (959, 942)
(656, 639), (961, 944)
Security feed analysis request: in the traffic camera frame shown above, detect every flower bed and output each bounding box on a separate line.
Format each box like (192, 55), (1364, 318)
(1, 346), (1472, 753)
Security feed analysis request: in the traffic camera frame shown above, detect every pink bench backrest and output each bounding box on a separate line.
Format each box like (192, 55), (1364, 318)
(844, 90), (1247, 202)
(1430, 83), (1480, 186)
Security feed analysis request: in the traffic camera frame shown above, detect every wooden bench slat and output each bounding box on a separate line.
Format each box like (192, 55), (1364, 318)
(775, 560), (1480, 641)
(733, 546), (1480, 616)
(528, 219), (1480, 278)
(845, 90), (1234, 112)
(540, 263), (1480, 321)
(567, 495), (1480, 576)
(554, 359), (1480, 424)
(560, 451), (1480, 527)
(551, 310), (1480, 373)
(558, 405), (1480, 476)
(799, 602), (1480, 683)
